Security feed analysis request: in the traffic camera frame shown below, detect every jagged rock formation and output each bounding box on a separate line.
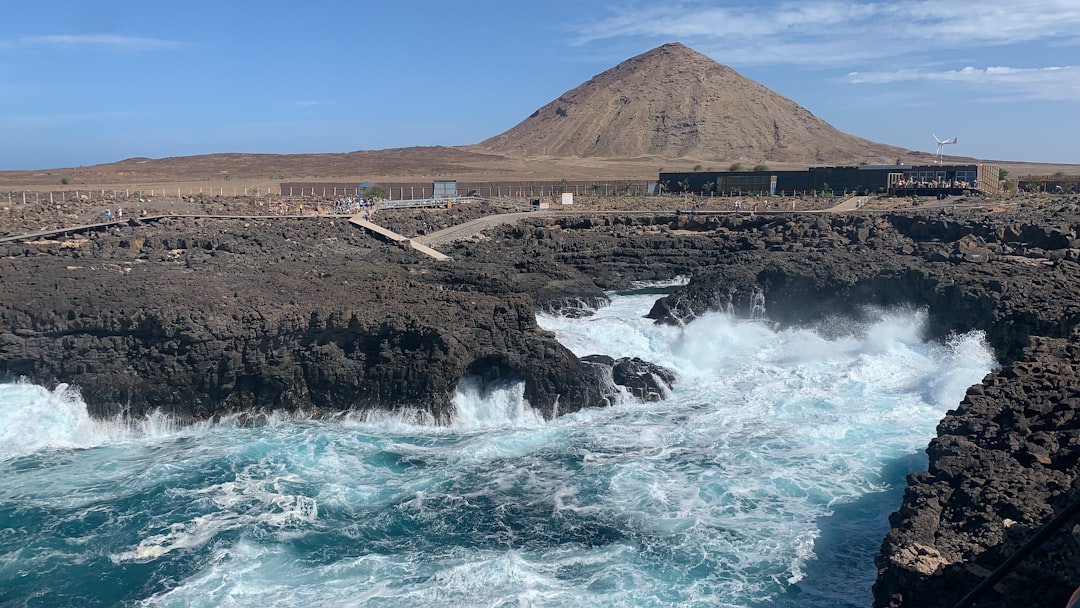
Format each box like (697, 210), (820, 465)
(0, 214), (680, 422)
(873, 331), (1080, 608)
(479, 42), (909, 165)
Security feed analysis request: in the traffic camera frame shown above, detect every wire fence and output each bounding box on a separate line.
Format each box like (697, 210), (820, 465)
(1, 187), (276, 205)
(2, 180), (659, 205)
(278, 180), (659, 200)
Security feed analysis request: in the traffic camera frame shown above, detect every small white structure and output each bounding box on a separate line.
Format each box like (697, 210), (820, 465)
(561, 192), (573, 205)
(933, 133), (958, 164)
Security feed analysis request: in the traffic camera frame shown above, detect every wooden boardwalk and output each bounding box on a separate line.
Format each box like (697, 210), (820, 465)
(0, 214), (319, 244)
(348, 215), (449, 261)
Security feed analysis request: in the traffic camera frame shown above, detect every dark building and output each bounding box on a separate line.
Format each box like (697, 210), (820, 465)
(661, 164), (1001, 197)
(1017, 174), (1079, 194)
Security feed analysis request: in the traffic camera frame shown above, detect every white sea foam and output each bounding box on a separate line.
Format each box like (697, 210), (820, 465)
(0, 382), (99, 460)
(112, 464), (318, 564)
(538, 293), (996, 595)
(0, 381), (224, 462)
(1, 292), (998, 607)
(451, 376), (546, 429)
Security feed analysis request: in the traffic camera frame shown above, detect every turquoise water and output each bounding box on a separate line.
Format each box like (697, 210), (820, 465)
(0, 294), (994, 607)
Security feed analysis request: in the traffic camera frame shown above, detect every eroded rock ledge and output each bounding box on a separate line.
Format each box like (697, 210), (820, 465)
(0, 215), (677, 422)
(874, 331), (1080, 607)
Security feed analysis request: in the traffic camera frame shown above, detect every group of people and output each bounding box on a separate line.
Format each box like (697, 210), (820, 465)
(732, 199), (778, 212)
(330, 196), (375, 215)
(685, 198), (794, 214)
(894, 177), (974, 190)
(266, 197), (378, 217)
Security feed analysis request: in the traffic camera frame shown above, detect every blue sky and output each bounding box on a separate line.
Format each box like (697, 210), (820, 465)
(2, 0), (1078, 170)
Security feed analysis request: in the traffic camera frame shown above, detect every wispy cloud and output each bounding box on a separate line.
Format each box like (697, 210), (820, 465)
(12, 34), (180, 51)
(570, 0), (1080, 67)
(289, 100), (335, 107)
(846, 66), (1080, 101)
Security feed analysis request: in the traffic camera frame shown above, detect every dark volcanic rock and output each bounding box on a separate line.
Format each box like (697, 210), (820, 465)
(0, 216), (668, 421)
(873, 331), (1080, 608)
(581, 354), (678, 403)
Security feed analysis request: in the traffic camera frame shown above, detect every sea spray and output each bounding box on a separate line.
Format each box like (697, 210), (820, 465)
(451, 376), (545, 429)
(0, 293), (996, 607)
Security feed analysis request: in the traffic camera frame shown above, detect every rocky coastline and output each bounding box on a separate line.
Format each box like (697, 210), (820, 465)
(638, 201), (1080, 607)
(2, 194), (1080, 605)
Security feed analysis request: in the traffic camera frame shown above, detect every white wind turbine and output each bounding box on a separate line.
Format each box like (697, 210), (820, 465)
(933, 133), (958, 164)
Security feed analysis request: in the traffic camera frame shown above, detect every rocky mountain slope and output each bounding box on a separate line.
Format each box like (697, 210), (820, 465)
(479, 42), (911, 165)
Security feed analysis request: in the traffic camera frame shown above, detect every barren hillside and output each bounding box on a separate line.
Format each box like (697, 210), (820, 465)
(479, 43), (911, 166)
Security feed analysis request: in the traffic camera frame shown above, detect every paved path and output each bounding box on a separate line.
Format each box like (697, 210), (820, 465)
(414, 211), (547, 247)
(414, 198), (869, 248)
(824, 196), (866, 212)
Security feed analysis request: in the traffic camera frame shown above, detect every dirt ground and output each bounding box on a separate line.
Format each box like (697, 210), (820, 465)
(1, 144), (1077, 195)
(5, 182), (1058, 242)
(2, 141), (1074, 240)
